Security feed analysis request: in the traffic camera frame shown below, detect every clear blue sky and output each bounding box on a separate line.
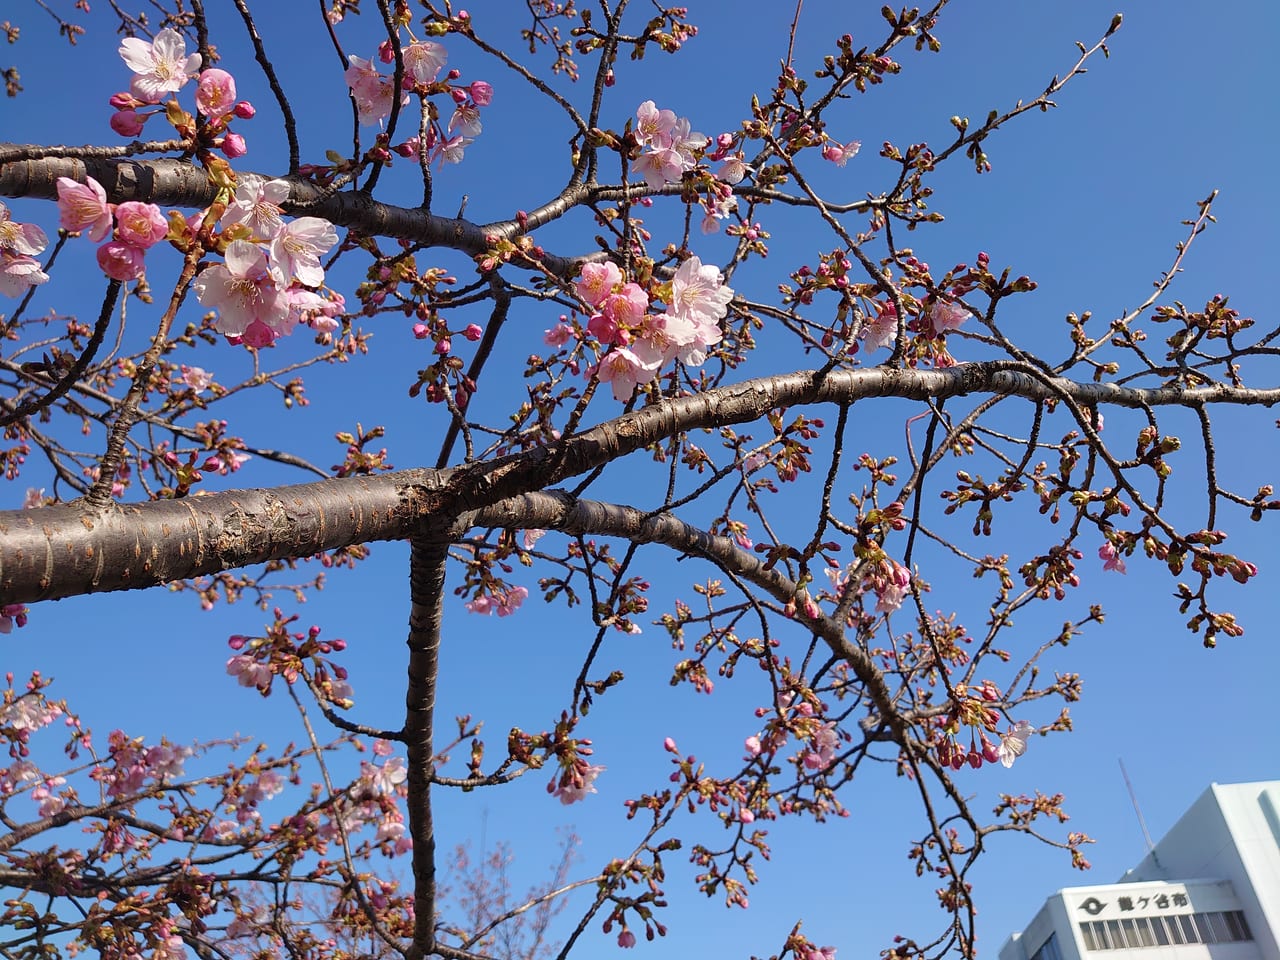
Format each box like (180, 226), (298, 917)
(2, 1), (1278, 957)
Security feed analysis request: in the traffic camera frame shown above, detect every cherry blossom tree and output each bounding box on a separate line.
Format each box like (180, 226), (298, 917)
(0, 2), (1274, 959)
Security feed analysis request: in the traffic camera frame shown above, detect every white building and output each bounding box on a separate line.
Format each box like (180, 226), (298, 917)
(1000, 781), (1280, 960)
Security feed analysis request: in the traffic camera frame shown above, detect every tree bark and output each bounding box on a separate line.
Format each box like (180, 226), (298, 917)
(2, 362), (1276, 604)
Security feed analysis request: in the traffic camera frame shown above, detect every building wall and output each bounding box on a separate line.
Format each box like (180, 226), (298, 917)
(1002, 782), (1280, 960)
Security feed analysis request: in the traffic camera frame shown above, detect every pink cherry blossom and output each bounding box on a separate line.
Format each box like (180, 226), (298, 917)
(928, 298), (968, 334)
(434, 135), (473, 167)
(31, 776), (68, 817)
(195, 68), (237, 118)
(596, 346), (660, 401)
(718, 156), (749, 184)
(802, 721), (840, 770)
(22, 488), (45, 509)
(0, 202), (49, 258)
(469, 80), (493, 106)
(997, 720), (1034, 768)
(550, 763), (604, 804)
(345, 54), (398, 125)
(118, 28), (201, 103)
(55, 177), (114, 242)
(576, 261), (622, 307)
(667, 116), (708, 165)
(369, 756), (407, 794)
(404, 41), (447, 84)
(860, 302), (899, 353)
(0, 603), (29, 633)
(601, 282), (649, 328)
(667, 255), (734, 329)
(226, 654), (271, 691)
(114, 201), (168, 249)
(588, 311), (620, 345)
(268, 216), (338, 287)
(544, 323), (575, 347)
(635, 100), (677, 148)
(823, 139), (861, 166)
(633, 146), (684, 189)
(179, 365), (213, 392)
(1098, 541), (1127, 574)
(495, 585), (528, 616)
(448, 104), (482, 137)
(96, 241), (147, 281)
(220, 174), (290, 240)
(193, 240), (289, 339)
(0, 251), (47, 298)
(285, 285), (344, 333)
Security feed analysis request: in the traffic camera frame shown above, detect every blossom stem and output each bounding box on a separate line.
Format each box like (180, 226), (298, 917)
(85, 243), (200, 508)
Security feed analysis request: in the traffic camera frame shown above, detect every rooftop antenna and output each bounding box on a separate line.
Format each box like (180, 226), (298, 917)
(1119, 758), (1157, 859)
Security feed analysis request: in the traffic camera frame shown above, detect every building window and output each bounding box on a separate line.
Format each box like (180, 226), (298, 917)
(1078, 911), (1253, 950)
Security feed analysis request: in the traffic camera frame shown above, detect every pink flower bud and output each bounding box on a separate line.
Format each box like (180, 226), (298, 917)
(110, 109), (146, 138)
(740, 808), (755, 823)
(378, 40), (395, 64)
(663, 737), (678, 753)
(96, 241), (147, 281)
(233, 100), (256, 119)
(241, 320), (277, 348)
(221, 132), (248, 158)
(469, 80), (493, 106)
(109, 92), (140, 109)
(434, 338), (451, 355)
(451, 87), (468, 103)
(412, 323), (430, 339)
(463, 323), (483, 341)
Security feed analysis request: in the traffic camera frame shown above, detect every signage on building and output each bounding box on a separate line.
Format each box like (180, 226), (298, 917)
(1074, 890), (1190, 918)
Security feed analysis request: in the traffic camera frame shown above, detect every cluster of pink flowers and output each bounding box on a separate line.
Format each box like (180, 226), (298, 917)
(1098, 541), (1127, 574)
(2, 760), (69, 818)
(87, 729), (192, 799)
(464, 583), (529, 616)
(345, 39), (493, 167)
(193, 174), (343, 347)
(824, 556), (912, 615)
(567, 256), (733, 401)
(0, 689), (60, 735)
(0, 602), (29, 633)
(860, 300), (899, 353)
(549, 759), (605, 805)
(0, 202), (50, 297)
(56, 176), (169, 282)
(633, 100), (707, 189)
(111, 29), (255, 156)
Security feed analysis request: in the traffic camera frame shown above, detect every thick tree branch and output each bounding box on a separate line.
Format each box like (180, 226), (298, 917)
(0, 148), (581, 276)
(2, 362), (1277, 604)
